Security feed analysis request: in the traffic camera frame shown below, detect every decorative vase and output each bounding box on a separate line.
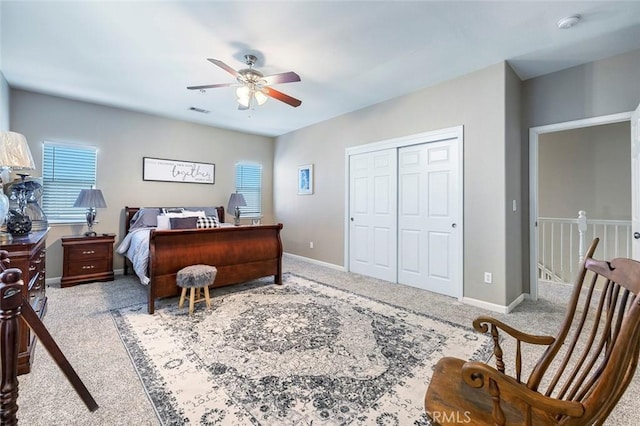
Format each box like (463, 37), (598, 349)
(7, 210), (32, 236)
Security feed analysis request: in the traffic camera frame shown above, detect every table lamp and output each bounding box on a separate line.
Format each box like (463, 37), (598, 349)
(73, 188), (107, 236)
(227, 192), (246, 226)
(0, 131), (36, 241)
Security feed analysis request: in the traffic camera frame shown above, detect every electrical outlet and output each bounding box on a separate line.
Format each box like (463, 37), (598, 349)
(484, 272), (492, 284)
(310, 241), (314, 249)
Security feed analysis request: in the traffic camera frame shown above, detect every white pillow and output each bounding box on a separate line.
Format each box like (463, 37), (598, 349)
(157, 212), (184, 230)
(156, 215), (169, 230)
(157, 211), (205, 229)
(182, 210), (206, 218)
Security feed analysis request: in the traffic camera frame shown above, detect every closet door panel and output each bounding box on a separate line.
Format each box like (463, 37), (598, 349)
(349, 149), (397, 282)
(399, 140), (459, 297)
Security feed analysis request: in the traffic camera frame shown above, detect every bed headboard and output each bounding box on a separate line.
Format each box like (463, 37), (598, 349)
(124, 206), (225, 234)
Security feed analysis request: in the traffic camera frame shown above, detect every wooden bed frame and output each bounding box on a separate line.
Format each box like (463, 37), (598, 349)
(123, 206), (283, 314)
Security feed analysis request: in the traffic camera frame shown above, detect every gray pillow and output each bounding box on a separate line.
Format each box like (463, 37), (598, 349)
(169, 216), (198, 230)
(129, 208), (161, 230)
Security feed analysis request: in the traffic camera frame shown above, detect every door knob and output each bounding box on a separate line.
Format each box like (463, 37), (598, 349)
(350, 217), (354, 222)
(451, 223), (457, 228)
(634, 232), (640, 240)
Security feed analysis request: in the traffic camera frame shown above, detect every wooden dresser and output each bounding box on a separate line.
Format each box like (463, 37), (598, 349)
(0, 229), (48, 375)
(61, 234), (115, 287)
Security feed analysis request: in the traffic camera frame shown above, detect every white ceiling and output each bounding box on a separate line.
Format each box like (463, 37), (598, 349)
(2, 1), (640, 137)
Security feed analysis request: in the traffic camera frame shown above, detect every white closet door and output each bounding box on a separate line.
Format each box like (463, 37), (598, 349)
(349, 149), (398, 282)
(398, 140), (459, 296)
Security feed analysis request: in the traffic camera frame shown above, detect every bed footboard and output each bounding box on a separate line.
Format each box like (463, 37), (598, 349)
(147, 224), (283, 313)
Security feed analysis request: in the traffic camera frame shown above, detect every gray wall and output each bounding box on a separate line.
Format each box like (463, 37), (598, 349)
(0, 4), (7, 131)
(0, 72), (8, 131)
(276, 47), (640, 308)
(275, 62), (515, 306)
(10, 89), (275, 278)
(505, 64), (523, 303)
(538, 122), (631, 220)
(524, 48), (640, 129)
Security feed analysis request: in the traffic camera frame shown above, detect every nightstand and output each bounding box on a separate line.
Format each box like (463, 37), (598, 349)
(61, 234), (115, 287)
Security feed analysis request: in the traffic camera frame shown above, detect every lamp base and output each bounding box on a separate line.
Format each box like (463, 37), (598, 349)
(85, 208), (97, 237)
(234, 206), (241, 226)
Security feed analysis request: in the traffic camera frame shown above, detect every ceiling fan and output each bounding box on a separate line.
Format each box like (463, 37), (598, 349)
(187, 54), (302, 110)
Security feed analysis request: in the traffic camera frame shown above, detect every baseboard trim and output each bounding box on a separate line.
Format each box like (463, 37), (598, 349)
(46, 268), (125, 286)
(283, 252), (345, 272)
(463, 293), (526, 314)
(45, 276), (61, 286)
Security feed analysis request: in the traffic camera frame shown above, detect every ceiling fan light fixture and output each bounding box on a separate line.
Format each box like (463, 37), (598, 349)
(236, 86), (251, 107)
(254, 90), (268, 105)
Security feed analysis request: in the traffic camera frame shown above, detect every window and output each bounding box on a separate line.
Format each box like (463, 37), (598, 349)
(42, 142), (98, 222)
(235, 163), (262, 218)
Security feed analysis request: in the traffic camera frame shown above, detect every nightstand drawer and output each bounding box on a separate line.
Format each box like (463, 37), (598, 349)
(66, 258), (111, 276)
(67, 243), (110, 260)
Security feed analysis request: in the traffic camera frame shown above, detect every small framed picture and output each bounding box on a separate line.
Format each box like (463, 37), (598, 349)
(298, 164), (314, 195)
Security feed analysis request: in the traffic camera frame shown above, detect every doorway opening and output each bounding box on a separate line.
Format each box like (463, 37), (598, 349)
(529, 112), (633, 300)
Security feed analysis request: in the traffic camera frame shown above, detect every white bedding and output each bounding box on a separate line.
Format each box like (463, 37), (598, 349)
(117, 227), (152, 285)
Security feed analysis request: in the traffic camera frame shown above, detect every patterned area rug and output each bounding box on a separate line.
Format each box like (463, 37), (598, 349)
(112, 274), (493, 425)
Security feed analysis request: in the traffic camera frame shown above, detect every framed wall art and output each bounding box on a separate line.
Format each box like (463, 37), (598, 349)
(143, 157), (215, 184)
(298, 164), (313, 195)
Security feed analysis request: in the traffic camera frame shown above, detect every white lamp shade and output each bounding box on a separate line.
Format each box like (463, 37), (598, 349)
(0, 131), (35, 170)
(236, 86), (251, 107)
(254, 90), (268, 105)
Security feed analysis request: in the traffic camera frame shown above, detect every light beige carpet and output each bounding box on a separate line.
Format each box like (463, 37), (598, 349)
(13, 255), (640, 425)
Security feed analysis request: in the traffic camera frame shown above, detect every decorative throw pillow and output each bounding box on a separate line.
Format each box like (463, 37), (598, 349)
(186, 207), (219, 219)
(196, 216), (220, 229)
(162, 208), (184, 214)
(129, 208), (161, 230)
(182, 210), (206, 218)
(156, 215), (169, 230)
(169, 216), (198, 230)
(157, 212), (190, 230)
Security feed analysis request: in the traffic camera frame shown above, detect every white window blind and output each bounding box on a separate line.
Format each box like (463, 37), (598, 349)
(42, 142), (98, 222)
(235, 163), (262, 218)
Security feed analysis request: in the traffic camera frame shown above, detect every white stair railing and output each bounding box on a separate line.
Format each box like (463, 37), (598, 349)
(538, 211), (631, 284)
(578, 210), (588, 263)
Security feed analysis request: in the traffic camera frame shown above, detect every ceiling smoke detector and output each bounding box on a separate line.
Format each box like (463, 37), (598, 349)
(557, 15), (581, 30)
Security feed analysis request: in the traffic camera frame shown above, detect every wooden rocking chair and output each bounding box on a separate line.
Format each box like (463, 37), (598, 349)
(425, 238), (640, 425)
